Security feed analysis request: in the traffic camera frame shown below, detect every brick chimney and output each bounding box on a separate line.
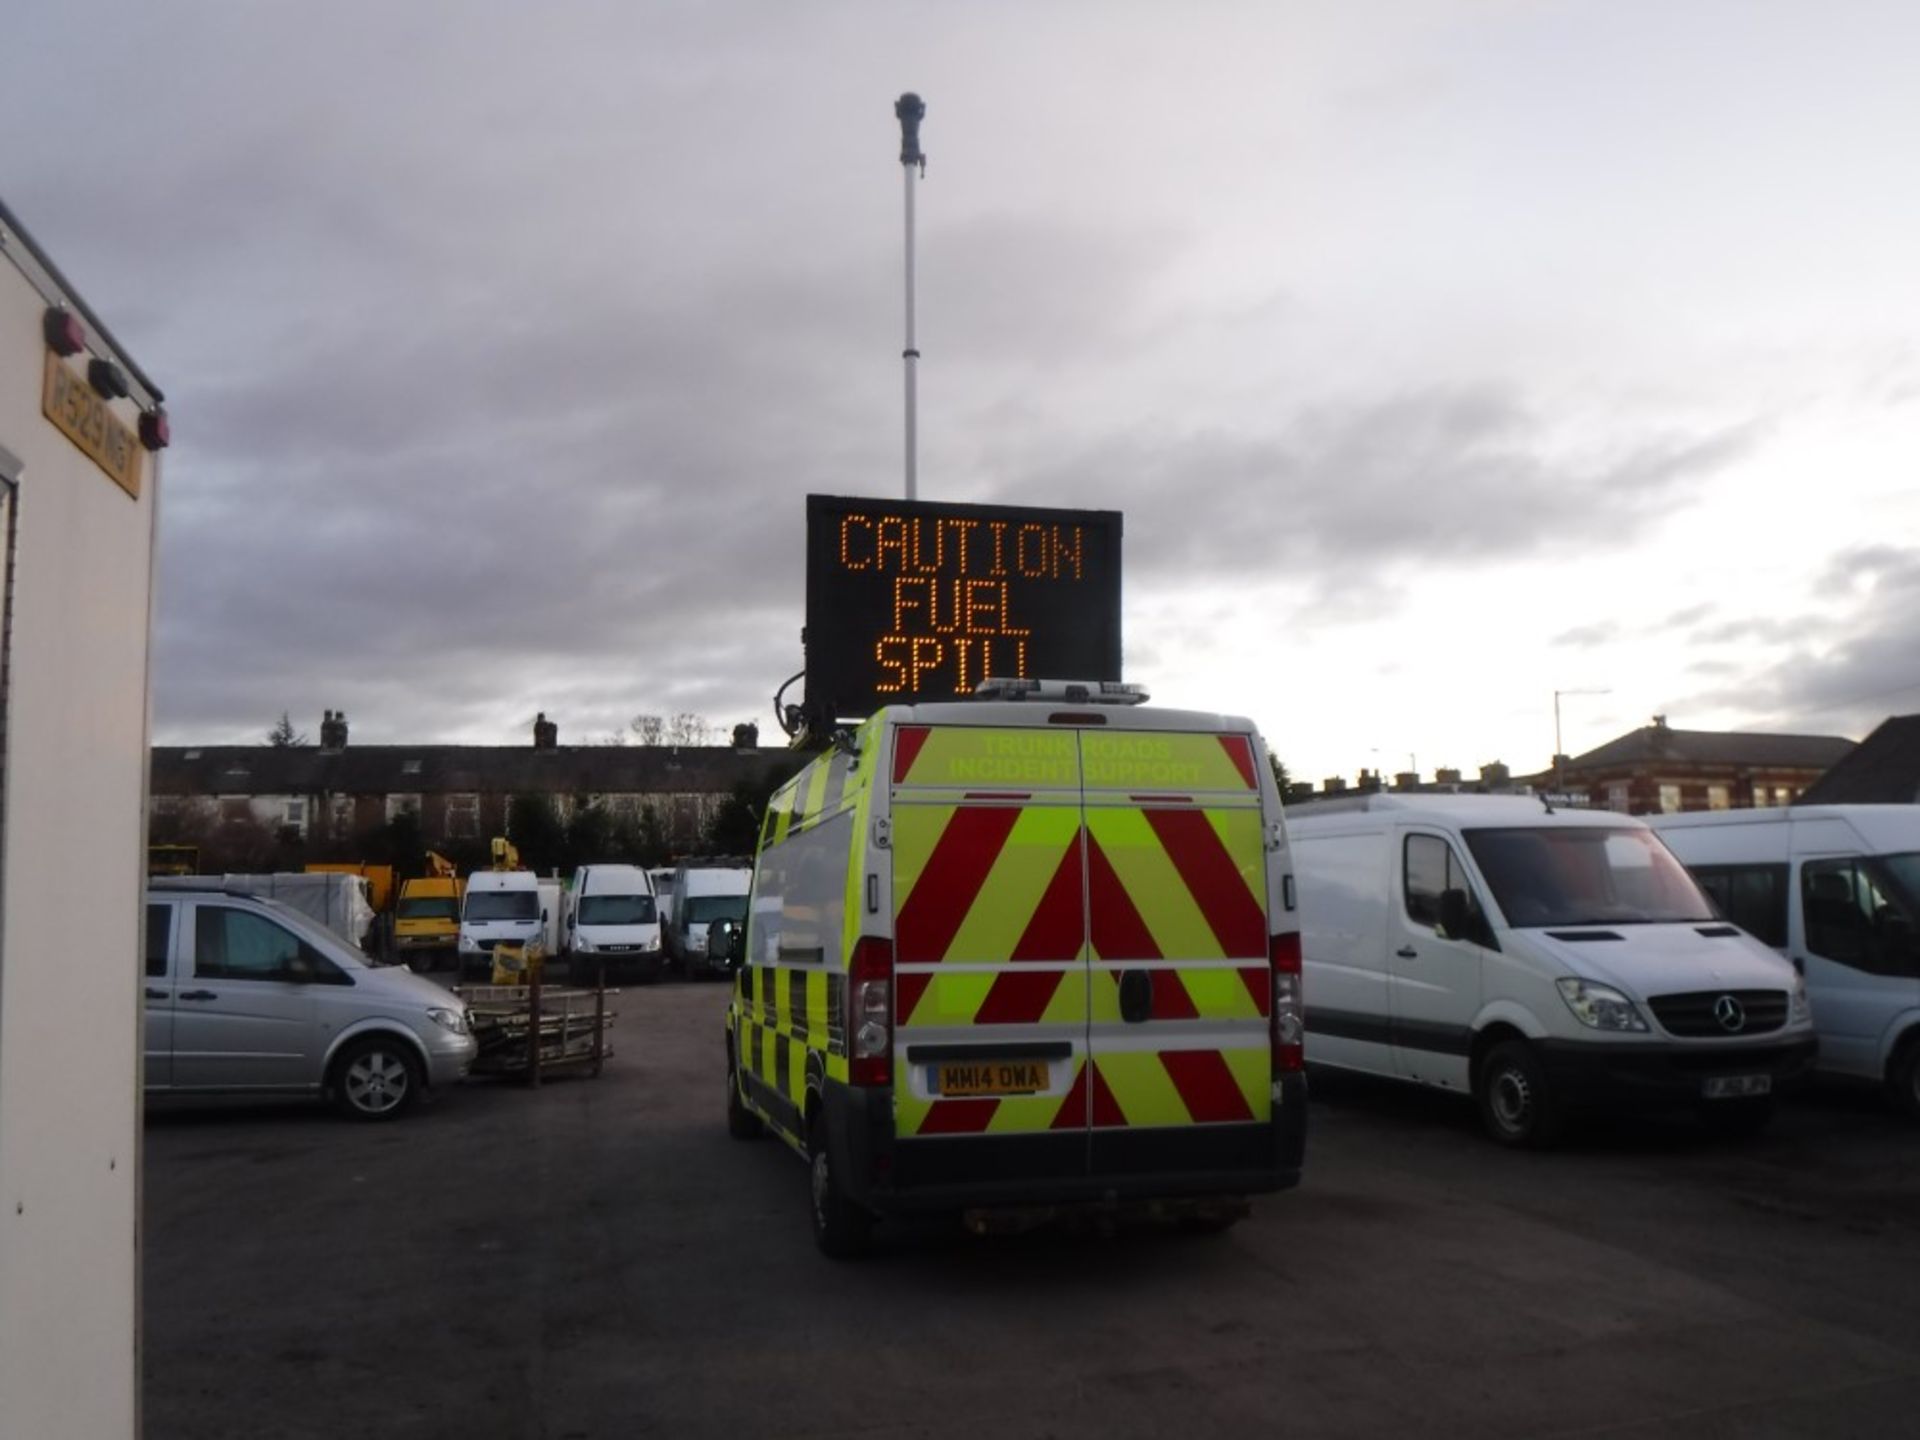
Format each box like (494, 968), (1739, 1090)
(731, 722), (759, 750)
(533, 712), (558, 749)
(1435, 767), (1462, 786)
(319, 710), (349, 750)
(1479, 761), (1511, 788)
(1394, 771), (1420, 791)
(1322, 777), (1348, 794)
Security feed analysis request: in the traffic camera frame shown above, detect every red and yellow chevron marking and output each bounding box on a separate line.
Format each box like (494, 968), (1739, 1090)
(891, 801), (1269, 1026)
(897, 1045), (1270, 1136)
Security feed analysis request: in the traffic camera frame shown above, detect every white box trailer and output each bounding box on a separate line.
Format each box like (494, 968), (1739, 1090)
(150, 872), (377, 951)
(0, 197), (167, 1439)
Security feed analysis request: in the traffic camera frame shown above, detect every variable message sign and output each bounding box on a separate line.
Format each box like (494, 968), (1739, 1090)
(804, 494), (1122, 719)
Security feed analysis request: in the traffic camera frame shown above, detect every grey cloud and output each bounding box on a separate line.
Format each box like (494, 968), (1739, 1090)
(1001, 387), (1758, 593)
(1552, 621), (1620, 649)
(1690, 616), (1814, 647)
(1682, 546), (1920, 736)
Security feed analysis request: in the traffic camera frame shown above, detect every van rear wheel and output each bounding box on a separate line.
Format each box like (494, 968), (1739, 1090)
(726, 1051), (763, 1140)
(1476, 1040), (1562, 1148)
(808, 1117), (873, 1259)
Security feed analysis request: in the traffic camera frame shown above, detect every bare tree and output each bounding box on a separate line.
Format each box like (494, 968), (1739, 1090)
(668, 713), (714, 746)
(631, 712), (714, 746)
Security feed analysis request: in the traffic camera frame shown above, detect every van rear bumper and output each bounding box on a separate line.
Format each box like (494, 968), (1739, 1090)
(1537, 1035), (1818, 1110)
(823, 1074), (1307, 1217)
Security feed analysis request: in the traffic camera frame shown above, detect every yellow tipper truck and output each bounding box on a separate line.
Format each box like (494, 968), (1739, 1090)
(723, 679), (1307, 1255)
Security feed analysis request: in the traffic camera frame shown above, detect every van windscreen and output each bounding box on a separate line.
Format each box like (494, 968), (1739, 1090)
(579, 894), (656, 925)
(465, 890), (538, 922)
(1463, 827), (1714, 928)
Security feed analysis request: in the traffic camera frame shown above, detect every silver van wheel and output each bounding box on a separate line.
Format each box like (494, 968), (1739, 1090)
(334, 1039), (419, 1121)
(1475, 1040), (1562, 1148)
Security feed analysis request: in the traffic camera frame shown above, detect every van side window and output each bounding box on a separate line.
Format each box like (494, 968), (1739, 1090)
(1404, 835), (1479, 928)
(146, 903), (172, 978)
(1689, 863), (1789, 948)
(1803, 859), (1920, 978)
(195, 907), (303, 981)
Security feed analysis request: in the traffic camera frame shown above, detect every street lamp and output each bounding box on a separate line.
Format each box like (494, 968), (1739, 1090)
(1553, 688), (1611, 794)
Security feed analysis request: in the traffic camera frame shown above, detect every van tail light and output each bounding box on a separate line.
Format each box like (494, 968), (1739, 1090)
(1270, 930), (1304, 1073)
(849, 936), (894, 1087)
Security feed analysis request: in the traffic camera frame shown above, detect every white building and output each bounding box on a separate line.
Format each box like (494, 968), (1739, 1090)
(0, 197), (166, 1438)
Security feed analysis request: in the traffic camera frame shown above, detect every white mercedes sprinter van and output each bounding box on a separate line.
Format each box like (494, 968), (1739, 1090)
(457, 869), (545, 979)
(1289, 795), (1814, 1145)
(1648, 805), (1920, 1114)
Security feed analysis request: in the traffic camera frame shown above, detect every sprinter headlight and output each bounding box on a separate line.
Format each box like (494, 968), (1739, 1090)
(1790, 976), (1810, 1023)
(1556, 978), (1649, 1032)
(428, 1007), (470, 1037)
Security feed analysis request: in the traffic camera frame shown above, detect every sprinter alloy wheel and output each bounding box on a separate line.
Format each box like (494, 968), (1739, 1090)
(808, 1120), (873, 1259)
(1476, 1041), (1562, 1148)
(333, 1038), (420, 1121)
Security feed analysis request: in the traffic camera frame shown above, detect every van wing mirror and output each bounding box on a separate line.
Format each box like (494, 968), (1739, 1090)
(1436, 888), (1472, 943)
(708, 918), (739, 963)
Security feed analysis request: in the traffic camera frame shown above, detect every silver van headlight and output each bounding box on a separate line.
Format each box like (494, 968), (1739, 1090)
(1556, 978), (1649, 1032)
(1790, 975), (1810, 1024)
(428, 1007), (470, 1037)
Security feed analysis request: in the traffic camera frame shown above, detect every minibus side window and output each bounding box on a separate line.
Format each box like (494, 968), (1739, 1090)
(1803, 858), (1920, 977)
(1689, 864), (1789, 947)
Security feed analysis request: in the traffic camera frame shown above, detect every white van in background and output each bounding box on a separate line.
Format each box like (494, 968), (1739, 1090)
(458, 870), (546, 979)
(565, 864), (664, 981)
(666, 865), (752, 977)
(1649, 806), (1920, 1114)
(649, 867), (678, 928)
(1288, 795), (1815, 1146)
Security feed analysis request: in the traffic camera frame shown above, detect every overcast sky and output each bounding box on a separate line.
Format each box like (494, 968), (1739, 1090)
(6, 1), (1919, 781)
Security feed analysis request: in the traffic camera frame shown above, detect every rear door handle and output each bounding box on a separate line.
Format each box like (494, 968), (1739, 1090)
(177, 989), (218, 1001)
(1395, 946), (1418, 959)
(144, 986), (167, 1000)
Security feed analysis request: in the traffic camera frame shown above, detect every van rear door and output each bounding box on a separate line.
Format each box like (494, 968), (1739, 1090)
(889, 724), (1091, 1182)
(1078, 728), (1274, 1177)
(888, 719), (1275, 1183)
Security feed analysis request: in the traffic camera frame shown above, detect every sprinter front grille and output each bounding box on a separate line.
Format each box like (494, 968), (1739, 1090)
(1647, 989), (1788, 1038)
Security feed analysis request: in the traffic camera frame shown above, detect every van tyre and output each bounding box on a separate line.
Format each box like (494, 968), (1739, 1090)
(1476, 1040), (1563, 1148)
(1888, 1037), (1920, 1119)
(726, 1052), (763, 1140)
(808, 1116), (873, 1259)
(331, 1036), (422, 1121)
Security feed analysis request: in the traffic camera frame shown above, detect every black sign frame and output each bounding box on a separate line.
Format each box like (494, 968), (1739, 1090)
(804, 494), (1123, 720)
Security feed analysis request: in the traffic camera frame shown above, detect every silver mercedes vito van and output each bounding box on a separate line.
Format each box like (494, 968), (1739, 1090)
(144, 886), (475, 1119)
